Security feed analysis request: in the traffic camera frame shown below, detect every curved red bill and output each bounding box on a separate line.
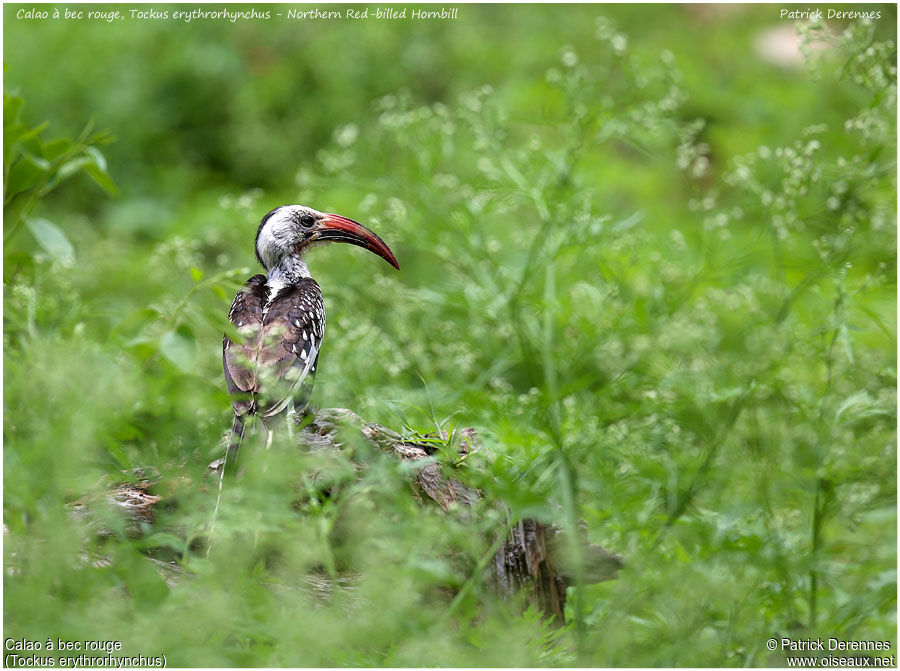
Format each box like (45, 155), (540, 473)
(318, 214), (400, 270)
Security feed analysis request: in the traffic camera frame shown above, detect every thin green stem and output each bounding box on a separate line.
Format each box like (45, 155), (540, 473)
(809, 481), (824, 629)
(557, 452), (586, 659)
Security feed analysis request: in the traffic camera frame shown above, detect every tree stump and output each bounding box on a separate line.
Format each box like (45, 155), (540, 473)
(83, 408), (622, 624)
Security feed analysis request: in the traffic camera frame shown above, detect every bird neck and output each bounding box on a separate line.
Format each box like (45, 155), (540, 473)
(266, 254), (310, 301)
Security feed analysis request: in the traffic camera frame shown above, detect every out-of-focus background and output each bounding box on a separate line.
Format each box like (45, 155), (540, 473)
(4, 4), (896, 666)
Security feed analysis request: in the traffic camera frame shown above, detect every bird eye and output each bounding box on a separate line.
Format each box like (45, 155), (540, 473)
(299, 214), (316, 228)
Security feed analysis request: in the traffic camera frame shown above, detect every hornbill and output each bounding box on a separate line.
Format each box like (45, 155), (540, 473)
(222, 204), (399, 471)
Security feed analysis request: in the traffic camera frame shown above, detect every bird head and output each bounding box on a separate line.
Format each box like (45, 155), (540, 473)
(254, 205), (399, 271)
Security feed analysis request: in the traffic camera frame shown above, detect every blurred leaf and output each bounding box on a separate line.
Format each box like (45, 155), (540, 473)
(40, 137), (71, 161)
(111, 547), (170, 605)
(139, 532), (189, 555)
(3, 91), (23, 124)
(160, 326), (197, 372)
(83, 162), (118, 196)
(103, 437), (133, 470)
(4, 122), (49, 169)
(111, 307), (162, 342)
(83, 145), (118, 195)
(123, 336), (158, 361)
(55, 156), (92, 181)
(84, 145), (108, 173)
(5, 153), (46, 200)
(24, 216), (74, 266)
(3, 92), (26, 165)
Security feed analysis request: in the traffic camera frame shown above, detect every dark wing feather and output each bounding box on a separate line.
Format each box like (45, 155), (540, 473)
(223, 275), (325, 419)
(223, 274), (268, 416)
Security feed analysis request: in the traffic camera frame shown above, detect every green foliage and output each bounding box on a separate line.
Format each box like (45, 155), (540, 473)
(4, 90), (115, 271)
(4, 6), (896, 667)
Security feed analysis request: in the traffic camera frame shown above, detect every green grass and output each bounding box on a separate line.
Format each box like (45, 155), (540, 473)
(4, 5), (896, 667)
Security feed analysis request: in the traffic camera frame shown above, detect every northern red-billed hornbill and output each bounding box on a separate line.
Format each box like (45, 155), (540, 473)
(222, 204), (399, 470)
